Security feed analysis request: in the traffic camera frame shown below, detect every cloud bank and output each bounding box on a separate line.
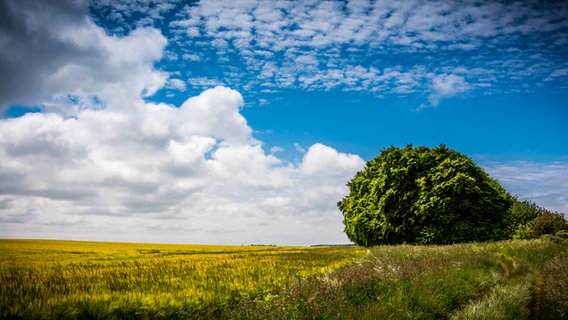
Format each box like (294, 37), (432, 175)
(0, 86), (365, 244)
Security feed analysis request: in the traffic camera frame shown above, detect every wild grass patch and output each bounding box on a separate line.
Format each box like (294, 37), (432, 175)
(225, 240), (567, 319)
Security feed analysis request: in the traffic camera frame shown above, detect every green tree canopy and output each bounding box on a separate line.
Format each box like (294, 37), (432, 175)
(338, 145), (513, 246)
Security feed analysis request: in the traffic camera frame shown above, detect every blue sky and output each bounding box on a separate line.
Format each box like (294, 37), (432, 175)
(0, 0), (567, 245)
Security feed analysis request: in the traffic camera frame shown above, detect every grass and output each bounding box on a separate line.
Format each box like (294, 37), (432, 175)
(1, 238), (566, 319)
(225, 239), (568, 320)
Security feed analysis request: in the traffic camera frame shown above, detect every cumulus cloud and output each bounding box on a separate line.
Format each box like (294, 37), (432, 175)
(0, 85), (364, 244)
(301, 144), (365, 176)
(0, 0), (168, 112)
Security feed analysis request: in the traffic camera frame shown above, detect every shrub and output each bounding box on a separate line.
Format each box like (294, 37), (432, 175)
(528, 212), (568, 239)
(508, 199), (547, 239)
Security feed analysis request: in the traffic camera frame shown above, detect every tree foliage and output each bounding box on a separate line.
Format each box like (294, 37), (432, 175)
(338, 145), (513, 246)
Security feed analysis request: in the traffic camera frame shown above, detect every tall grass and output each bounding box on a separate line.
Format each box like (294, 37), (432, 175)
(226, 243), (503, 319)
(225, 239), (568, 320)
(539, 254), (568, 319)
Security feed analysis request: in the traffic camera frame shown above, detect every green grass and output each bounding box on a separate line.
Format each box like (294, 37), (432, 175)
(225, 239), (568, 320)
(1, 238), (566, 319)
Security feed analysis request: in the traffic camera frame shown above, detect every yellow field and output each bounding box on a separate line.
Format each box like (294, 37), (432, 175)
(0, 239), (366, 319)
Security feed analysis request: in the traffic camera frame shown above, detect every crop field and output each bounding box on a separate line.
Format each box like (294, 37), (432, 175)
(1, 237), (567, 319)
(0, 240), (366, 319)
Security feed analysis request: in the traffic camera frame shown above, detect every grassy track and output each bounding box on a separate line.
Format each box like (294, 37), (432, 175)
(227, 238), (568, 320)
(1, 237), (566, 319)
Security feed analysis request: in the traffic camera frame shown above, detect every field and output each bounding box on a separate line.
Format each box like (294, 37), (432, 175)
(0, 240), (366, 319)
(1, 237), (567, 319)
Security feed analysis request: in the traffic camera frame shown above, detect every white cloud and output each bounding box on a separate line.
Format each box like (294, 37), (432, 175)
(0, 85), (364, 245)
(483, 161), (568, 214)
(187, 77), (225, 89)
(182, 53), (202, 61)
(160, 0), (568, 99)
(294, 143), (306, 154)
(429, 74), (471, 106)
(270, 146), (284, 154)
(167, 79), (187, 92)
(546, 68), (568, 81)
(178, 86), (251, 144)
(0, 0), (168, 112)
(301, 144), (365, 176)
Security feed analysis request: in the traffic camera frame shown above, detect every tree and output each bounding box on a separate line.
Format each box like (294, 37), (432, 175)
(338, 145), (513, 246)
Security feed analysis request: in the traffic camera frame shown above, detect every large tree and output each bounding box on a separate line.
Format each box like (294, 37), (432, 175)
(338, 145), (513, 246)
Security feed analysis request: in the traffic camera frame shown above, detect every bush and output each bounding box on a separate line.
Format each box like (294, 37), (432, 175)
(512, 224), (531, 240)
(528, 212), (568, 239)
(508, 199), (547, 239)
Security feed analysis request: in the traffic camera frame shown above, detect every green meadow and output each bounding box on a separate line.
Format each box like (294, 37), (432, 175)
(1, 237), (567, 319)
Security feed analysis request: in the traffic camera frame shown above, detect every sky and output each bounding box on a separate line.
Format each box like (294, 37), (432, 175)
(0, 0), (567, 245)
